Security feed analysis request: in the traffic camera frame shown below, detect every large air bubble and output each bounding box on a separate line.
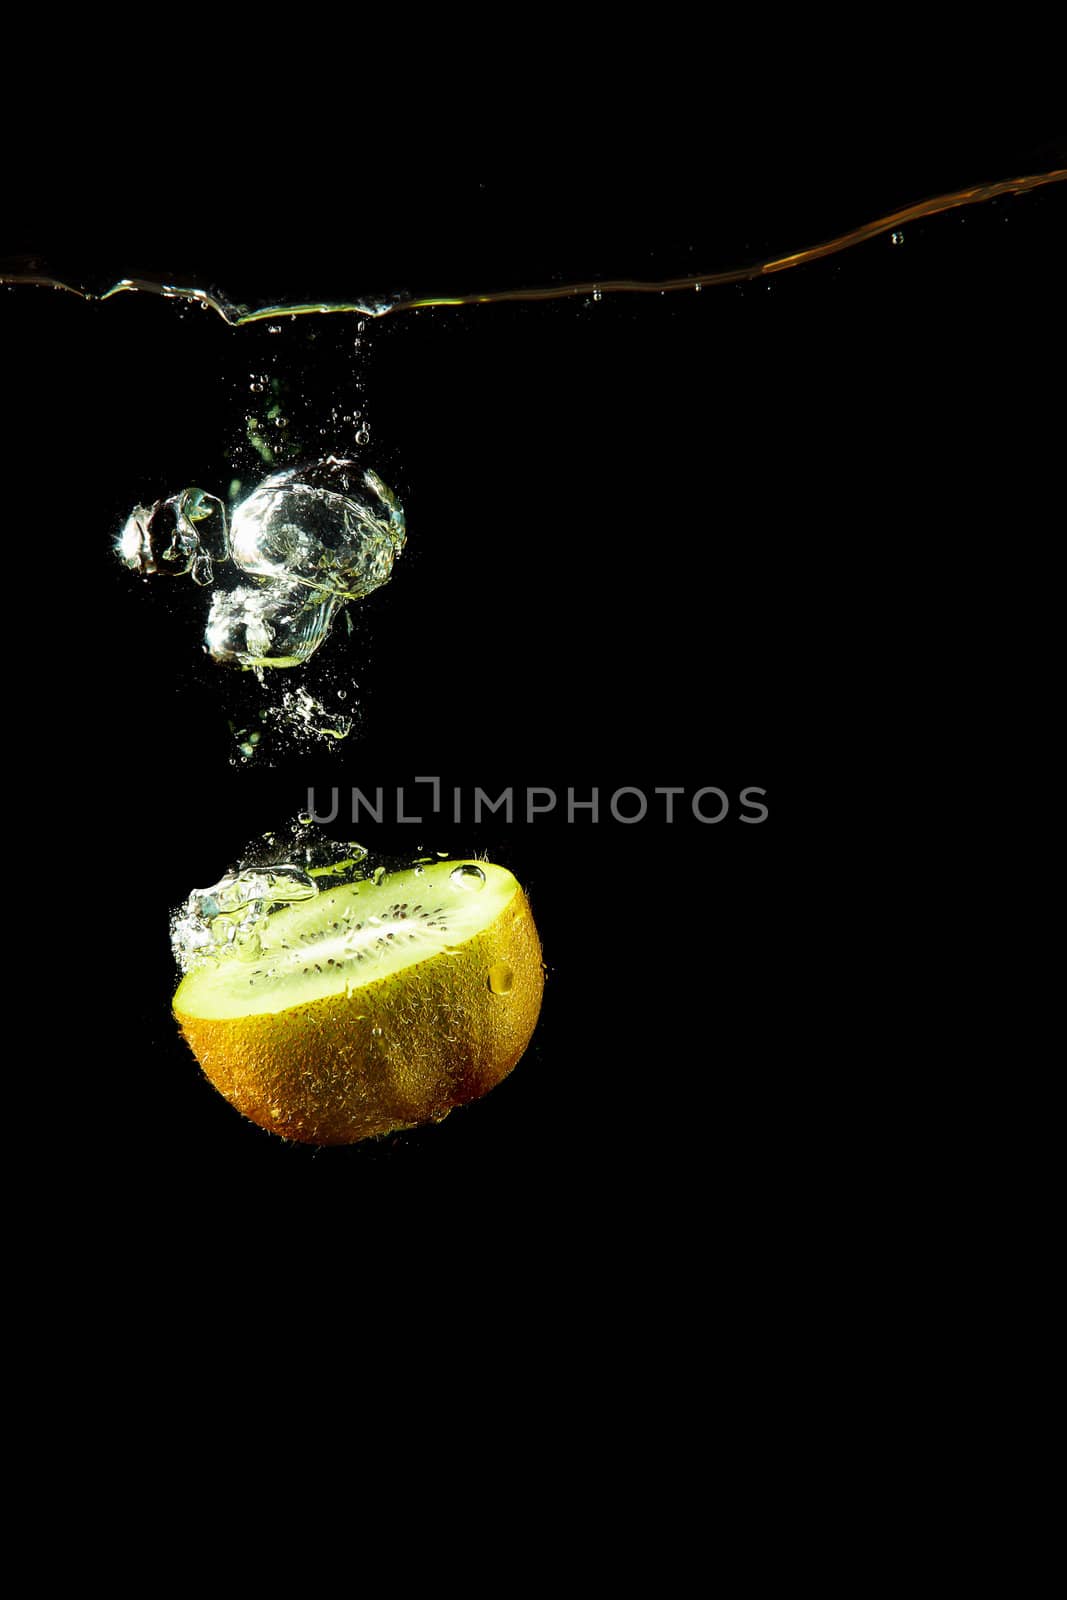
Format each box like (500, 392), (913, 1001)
(118, 457), (405, 671)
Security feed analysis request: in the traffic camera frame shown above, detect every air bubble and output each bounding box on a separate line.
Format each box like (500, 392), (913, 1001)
(117, 488), (228, 580)
(205, 581), (344, 668)
(229, 458), (405, 600)
(487, 962), (514, 995)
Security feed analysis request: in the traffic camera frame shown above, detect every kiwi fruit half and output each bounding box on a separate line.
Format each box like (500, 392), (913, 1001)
(173, 859), (543, 1145)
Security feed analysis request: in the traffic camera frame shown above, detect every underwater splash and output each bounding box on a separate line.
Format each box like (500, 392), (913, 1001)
(120, 457), (405, 670)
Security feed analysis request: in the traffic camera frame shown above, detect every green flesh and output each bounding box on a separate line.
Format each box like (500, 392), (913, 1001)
(174, 860), (517, 1022)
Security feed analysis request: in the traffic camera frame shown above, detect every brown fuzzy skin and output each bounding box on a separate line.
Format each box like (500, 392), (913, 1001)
(175, 885), (543, 1145)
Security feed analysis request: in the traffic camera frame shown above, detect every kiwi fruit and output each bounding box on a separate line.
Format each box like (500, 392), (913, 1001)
(173, 859), (543, 1145)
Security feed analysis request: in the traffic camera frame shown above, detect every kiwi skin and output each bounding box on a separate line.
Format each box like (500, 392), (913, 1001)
(175, 882), (543, 1146)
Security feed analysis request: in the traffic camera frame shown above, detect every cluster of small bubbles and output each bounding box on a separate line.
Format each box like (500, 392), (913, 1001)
(172, 822), (382, 975)
(172, 863), (319, 972)
(259, 685), (354, 749)
(891, 231), (904, 246)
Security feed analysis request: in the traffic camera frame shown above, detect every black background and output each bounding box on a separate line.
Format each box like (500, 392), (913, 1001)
(6, 118), (1063, 1264)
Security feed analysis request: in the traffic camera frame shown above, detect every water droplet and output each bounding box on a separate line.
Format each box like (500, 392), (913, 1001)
(450, 864), (486, 891)
(487, 962), (514, 995)
(372, 866), (385, 886)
